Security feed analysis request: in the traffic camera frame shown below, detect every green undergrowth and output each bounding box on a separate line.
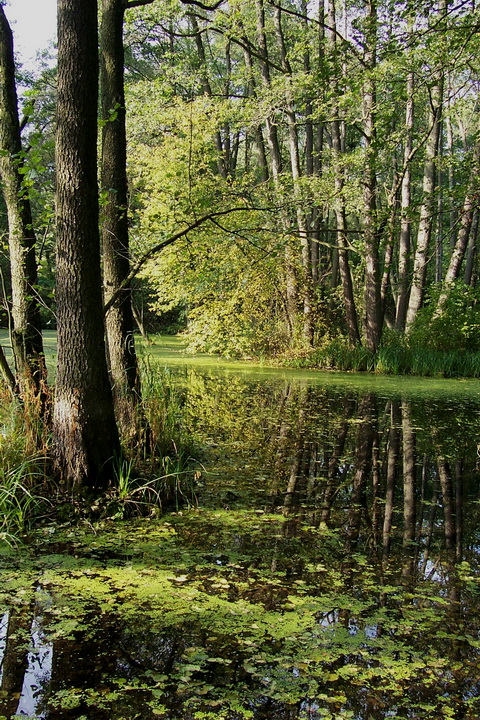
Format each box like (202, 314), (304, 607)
(289, 337), (480, 377)
(0, 361), (202, 540)
(1, 512), (479, 719)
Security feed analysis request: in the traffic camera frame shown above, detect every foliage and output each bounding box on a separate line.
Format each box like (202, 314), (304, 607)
(409, 281), (480, 353)
(287, 331), (480, 377)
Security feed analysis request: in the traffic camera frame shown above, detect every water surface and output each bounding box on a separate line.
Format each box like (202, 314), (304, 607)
(1, 340), (479, 719)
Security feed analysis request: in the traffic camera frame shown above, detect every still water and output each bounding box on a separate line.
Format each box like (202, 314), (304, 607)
(1, 348), (480, 720)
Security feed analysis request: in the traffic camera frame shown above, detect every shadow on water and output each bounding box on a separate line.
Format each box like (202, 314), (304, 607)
(1, 354), (480, 719)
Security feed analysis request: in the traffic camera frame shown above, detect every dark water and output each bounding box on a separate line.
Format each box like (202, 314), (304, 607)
(1, 362), (480, 720)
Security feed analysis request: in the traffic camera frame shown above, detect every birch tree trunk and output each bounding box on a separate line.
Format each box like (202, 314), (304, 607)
(395, 67), (415, 331)
(405, 0), (447, 332)
(433, 129), (480, 318)
(326, 0), (361, 345)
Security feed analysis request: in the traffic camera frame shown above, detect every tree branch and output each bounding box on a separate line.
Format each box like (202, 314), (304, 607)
(103, 206), (266, 314)
(124, 0), (156, 9)
(181, 0), (225, 10)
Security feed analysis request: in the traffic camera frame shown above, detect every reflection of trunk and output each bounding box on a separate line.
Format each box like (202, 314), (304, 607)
(402, 401), (416, 578)
(436, 456), (456, 553)
(320, 422), (349, 526)
(321, 397), (357, 526)
(47, 614), (117, 720)
(455, 460), (463, 562)
(282, 390), (307, 514)
(346, 395), (376, 552)
(382, 401), (401, 561)
(0, 608), (32, 718)
(420, 465), (438, 577)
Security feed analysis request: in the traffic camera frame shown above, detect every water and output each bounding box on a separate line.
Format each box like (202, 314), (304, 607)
(1, 347), (479, 720)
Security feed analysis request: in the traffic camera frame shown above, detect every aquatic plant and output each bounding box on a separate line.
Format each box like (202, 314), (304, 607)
(106, 452), (199, 519)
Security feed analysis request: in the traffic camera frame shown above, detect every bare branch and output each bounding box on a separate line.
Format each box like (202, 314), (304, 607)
(180, 0), (225, 10)
(124, 0), (156, 9)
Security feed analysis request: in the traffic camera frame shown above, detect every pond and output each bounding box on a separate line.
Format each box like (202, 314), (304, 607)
(1, 339), (480, 720)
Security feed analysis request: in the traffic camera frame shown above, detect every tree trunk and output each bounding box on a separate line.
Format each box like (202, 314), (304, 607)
(53, 0), (120, 492)
(405, 0), (446, 332)
(395, 68), (414, 331)
(362, 0), (381, 353)
(326, 0), (361, 345)
(0, 7), (44, 394)
(273, 4), (313, 346)
(433, 130), (480, 319)
(100, 0), (143, 435)
(464, 208), (478, 286)
(242, 44), (269, 183)
(189, 13), (227, 179)
(254, 0), (297, 330)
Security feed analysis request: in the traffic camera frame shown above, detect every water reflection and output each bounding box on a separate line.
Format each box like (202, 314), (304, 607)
(185, 370), (479, 577)
(1, 367), (480, 719)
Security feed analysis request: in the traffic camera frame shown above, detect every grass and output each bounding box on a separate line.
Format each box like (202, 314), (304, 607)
(289, 338), (480, 378)
(0, 454), (49, 544)
(0, 348), (201, 542)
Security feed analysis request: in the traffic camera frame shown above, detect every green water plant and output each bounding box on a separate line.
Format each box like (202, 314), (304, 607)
(0, 455), (49, 544)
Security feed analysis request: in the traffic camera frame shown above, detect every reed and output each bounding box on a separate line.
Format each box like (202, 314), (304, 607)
(290, 338), (480, 378)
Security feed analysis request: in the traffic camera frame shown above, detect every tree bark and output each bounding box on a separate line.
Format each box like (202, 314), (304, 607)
(273, 4), (314, 346)
(405, 0), (446, 332)
(101, 0), (143, 435)
(395, 67), (414, 331)
(362, 0), (382, 353)
(433, 129), (480, 319)
(326, 0), (361, 345)
(53, 0), (120, 491)
(0, 7), (44, 394)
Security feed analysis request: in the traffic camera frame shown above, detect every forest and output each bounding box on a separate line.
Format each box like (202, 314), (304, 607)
(0, 0), (480, 718)
(3, 0), (480, 366)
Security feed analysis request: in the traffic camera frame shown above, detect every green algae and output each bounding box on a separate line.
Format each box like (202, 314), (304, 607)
(1, 510), (479, 719)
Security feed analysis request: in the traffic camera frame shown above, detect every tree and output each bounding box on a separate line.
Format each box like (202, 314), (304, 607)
(0, 5), (44, 394)
(100, 0), (146, 435)
(53, 0), (120, 490)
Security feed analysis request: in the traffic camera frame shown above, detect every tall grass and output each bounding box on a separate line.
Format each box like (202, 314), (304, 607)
(113, 358), (201, 513)
(289, 338), (480, 378)
(0, 457), (49, 544)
